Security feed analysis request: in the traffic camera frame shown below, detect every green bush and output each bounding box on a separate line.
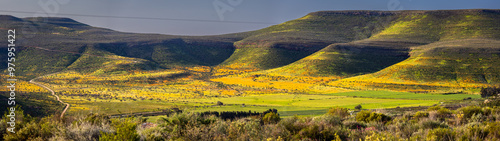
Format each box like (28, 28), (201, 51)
(486, 122), (500, 139)
(314, 115), (342, 126)
(343, 120), (367, 129)
(365, 131), (400, 141)
(263, 112), (280, 124)
(100, 118), (139, 141)
(327, 107), (350, 118)
(458, 106), (484, 120)
(428, 106), (453, 121)
(356, 110), (392, 123)
(278, 116), (304, 135)
(420, 119), (449, 129)
(413, 111), (429, 119)
(426, 128), (456, 141)
(427, 105), (443, 111)
(390, 120), (419, 139)
(294, 124), (348, 141)
(355, 105), (362, 110)
(458, 124), (489, 141)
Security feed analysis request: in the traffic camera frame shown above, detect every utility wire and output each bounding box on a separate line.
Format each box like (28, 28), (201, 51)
(0, 10), (277, 25)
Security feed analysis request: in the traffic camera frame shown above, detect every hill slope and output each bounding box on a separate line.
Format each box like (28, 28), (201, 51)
(331, 39), (500, 92)
(0, 16), (238, 78)
(265, 9), (500, 78)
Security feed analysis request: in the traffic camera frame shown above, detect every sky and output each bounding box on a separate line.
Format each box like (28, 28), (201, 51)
(0, 0), (499, 35)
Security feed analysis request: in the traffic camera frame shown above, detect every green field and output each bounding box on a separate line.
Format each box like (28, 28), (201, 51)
(137, 93), (439, 119)
(327, 90), (481, 100)
(64, 92), (443, 118)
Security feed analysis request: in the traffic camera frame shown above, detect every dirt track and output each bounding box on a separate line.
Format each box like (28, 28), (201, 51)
(30, 78), (70, 119)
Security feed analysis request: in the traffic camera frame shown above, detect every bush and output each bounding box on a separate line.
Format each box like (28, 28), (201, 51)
(137, 126), (164, 141)
(427, 105), (443, 111)
(262, 112), (280, 124)
(355, 105), (362, 110)
(486, 122), (500, 139)
(365, 131), (399, 141)
(413, 111), (429, 120)
(459, 106), (485, 123)
(389, 119), (419, 139)
(278, 116), (306, 135)
(100, 118), (139, 141)
(356, 110), (392, 123)
(481, 87), (500, 98)
(420, 119), (449, 129)
(457, 123), (489, 141)
(327, 107), (350, 118)
(294, 124), (348, 141)
(343, 120), (367, 129)
(426, 128), (456, 141)
(314, 115), (342, 127)
(428, 106), (453, 121)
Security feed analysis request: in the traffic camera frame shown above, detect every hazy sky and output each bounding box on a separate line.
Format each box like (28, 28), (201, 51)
(1, 0), (499, 35)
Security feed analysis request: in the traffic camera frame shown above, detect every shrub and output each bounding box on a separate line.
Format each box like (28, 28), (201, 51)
(65, 118), (113, 141)
(428, 107), (453, 121)
(459, 106), (485, 123)
(327, 107), (350, 118)
(100, 118), (139, 141)
(356, 110), (392, 123)
(278, 116), (304, 135)
(389, 120), (419, 139)
(294, 124), (348, 141)
(314, 115), (342, 127)
(457, 123), (489, 141)
(426, 128), (456, 141)
(427, 105), (442, 111)
(365, 131), (399, 141)
(413, 111), (429, 120)
(343, 120), (367, 130)
(262, 112), (280, 124)
(355, 105), (362, 110)
(420, 119), (449, 129)
(486, 122), (500, 139)
(481, 87), (500, 98)
(137, 126), (164, 141)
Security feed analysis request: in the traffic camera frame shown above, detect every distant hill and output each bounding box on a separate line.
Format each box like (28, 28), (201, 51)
(0, 9), (499, 88)
(265, 9), (500, 79)
(0, 16), (238, 78)
(331, 39), (500, 91)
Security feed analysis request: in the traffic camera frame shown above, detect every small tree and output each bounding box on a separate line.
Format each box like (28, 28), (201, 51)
(481, 87), (500, 98)
(355, 105), (362, 110)
(100, 118), (139, 141)
(216, 101), (224, 106)
(327, 107), (349, 118)
(262, 112), (280, 124)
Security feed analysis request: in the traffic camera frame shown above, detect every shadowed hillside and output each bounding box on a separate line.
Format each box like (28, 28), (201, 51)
(331, 39), (500, 92)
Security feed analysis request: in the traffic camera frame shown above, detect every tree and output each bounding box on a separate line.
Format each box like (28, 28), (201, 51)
(100, 118), (139, 141)
(355, 104), (362, 110)
(327, 107), (349, 118)
(262, 112), (280, 124)
(481, 87), (500, 98)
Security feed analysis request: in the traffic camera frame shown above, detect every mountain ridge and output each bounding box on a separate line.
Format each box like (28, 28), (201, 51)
(0, 9), (499, 90)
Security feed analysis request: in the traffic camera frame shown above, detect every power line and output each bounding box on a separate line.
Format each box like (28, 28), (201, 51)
(0, 10), (277, 25)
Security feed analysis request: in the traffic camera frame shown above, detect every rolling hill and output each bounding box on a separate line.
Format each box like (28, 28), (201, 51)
(0, 9), (499, 92)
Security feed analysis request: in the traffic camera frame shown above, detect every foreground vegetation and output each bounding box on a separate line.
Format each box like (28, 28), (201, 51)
(2, 98), (500, 141)
(1, 9), (500, 140)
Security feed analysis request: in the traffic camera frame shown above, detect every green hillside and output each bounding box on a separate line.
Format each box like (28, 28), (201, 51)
(265, 9), (500, 78)
(221, 11), (397, 69)
(332, 39), (500, 92)
(1, 9), (500, 87)
(0, 16), (238, 78)
(265, 40), (421, 76)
